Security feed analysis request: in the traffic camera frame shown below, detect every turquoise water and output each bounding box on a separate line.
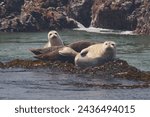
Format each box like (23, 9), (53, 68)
(0, 30), (150, 99)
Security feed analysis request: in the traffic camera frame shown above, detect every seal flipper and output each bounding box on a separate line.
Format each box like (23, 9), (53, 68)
(80, 48), (89, 57)
(80, 50), (88, 57)
(59, 47), (78, 57)
(34, 50), (60, 61)
(34, 49), (75, 63)
(30, 46), (63, 55)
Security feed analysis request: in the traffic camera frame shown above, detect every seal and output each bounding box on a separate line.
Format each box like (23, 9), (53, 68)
(31, 40), (116, 68)
(34, 47), (76, 63)
(30, 40), (95, 55)
(32, 40), (95, 63)
(43, 30), (64, 48)
(74, 41), (116, 67)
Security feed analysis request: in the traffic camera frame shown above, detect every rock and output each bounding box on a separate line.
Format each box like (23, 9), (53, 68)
(0, 62), (4, 68)
(133, 1), (150, 34)
(91, 0), (137, 30)
(1, 0), (150, 34)
(0, 0), (78, 32)
(0, 0), (24, 18)
(41, 0), (69, 8)
(91, 0), (150, 34)
(4, 59), (48, 68)
(4, 0), (24, 14)
(1, 59), (150, 81)
(67, 0), (94, 27)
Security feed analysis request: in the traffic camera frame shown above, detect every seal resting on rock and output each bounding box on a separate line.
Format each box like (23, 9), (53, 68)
(59, 41), (116, 67)
(43, 30), (64, 48)
(33, 41), (116, 68)
(74, 41), (116, 67)
(32, 40), (95, 63)
(30, 40), (95, 55)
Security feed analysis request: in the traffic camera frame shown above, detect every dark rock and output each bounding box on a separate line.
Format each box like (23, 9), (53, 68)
(91, 0), (150, 34)
(133, 1), (150, 34)
(67, 0), (94, 27)
(1, 59), (150, 81)
(0, 62), (4, 68)
(1, 0), (150, 34)
(4, 59), (48, 68)
(0, 0), (78, 32)
(2, 0), (24, 16)
(41, 0), (69, 8)
(91, 0), (137, 30)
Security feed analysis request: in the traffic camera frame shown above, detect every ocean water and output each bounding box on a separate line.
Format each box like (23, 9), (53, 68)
(0, 29), (150, 99)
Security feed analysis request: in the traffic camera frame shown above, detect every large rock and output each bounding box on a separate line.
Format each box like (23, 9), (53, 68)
(1, 59), (150, 81)
(0, 0), (78, 32)
(67, 0), (94, 27)
(91, 0), (137, 30)
(0, 0), (24, 18)
(91, 0), (150, 34)
(133, 1), (150, 34)
(41, 0), (69, 8)
(1, 0), (150, 34)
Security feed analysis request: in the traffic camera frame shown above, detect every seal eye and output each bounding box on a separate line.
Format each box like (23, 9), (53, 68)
(105, 43), (108, 45)
(80, 50), (88, 57)
(111, 43), (115, 46)
(55, 33), (57, 35)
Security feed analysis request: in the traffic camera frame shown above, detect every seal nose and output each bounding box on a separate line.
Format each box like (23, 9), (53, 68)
(106, 46), (113, 51)
(51, 34), (57, 38)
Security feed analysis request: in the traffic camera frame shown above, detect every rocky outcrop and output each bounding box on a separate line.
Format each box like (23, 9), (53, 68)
(67, 0), (94, 27)
(0, 0), (24, 18)
(91, 0), (150, 34)
(0, 0), (150, 34)
(0, 59), (150, 81)
(0, 0), (78, 32)
(133, 1), (150, 34)
(91, 0), (137, 30)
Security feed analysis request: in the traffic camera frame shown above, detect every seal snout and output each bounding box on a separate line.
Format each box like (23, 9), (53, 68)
(49, 32), (58, 39)
(44, 30), (64, 48)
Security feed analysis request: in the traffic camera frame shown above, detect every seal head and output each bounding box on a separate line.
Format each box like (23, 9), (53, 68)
(44, 30), (64, 48)
(75, 41), (116, 68)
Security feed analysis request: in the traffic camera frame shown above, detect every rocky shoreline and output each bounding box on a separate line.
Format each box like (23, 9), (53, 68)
(0, 0), (150, 34)
(0, 59), (150, 81)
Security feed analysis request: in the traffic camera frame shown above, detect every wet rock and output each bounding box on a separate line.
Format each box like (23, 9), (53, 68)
(91, 0), (137, 30)
(0, 0), (78, 32)
(67, 0), (94, 27)
(0, 62), (4, 68)
(1, 59), (150, 81)
(41, 0), (69, 8)
(0, 0), (24, 18)
(4, 0), (24, 14)
(91, 0), (150, 34)
(133, 1), (150, 34)
(1, 0), (150, 34)
(4, 59), (48, 68)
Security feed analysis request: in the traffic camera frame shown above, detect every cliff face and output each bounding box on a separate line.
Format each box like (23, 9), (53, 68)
(67, 0), (94, 27)
(0, 0), (150, 34)
(91, 0), (150, 34)
(0, 0), (78, 32)
(91, 0), (137, 30)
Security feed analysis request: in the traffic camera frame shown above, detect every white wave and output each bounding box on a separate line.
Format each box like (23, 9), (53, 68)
(75, 21), (85, 28)
(74, 27), (135, 35)
(67, 17), (85, 28)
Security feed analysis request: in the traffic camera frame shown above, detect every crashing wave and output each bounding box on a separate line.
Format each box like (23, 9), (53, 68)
(74, 27), (135, 35)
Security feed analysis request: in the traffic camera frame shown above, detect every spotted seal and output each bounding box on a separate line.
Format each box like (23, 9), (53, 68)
(43, 30), (64, 48)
